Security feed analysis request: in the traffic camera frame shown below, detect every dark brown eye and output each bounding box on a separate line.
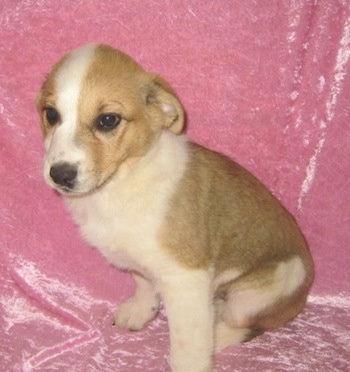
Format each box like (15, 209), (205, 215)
(44, 107), (60, 126)
(97, 114), (121, 132)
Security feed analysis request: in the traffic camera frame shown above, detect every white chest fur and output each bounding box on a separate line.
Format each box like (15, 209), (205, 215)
(66, 132), (189, 276)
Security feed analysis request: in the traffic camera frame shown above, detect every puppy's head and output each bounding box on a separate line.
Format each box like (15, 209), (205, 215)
(37, 44), (184, 195)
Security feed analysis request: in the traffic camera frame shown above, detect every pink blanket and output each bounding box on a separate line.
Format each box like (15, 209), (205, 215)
(1, 1), (349, 371)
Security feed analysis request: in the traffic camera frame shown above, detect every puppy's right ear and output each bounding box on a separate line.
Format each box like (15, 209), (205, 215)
(144, 75), (185, 134)
(36, 75), (50, 111)
(35, 91), (42, 111)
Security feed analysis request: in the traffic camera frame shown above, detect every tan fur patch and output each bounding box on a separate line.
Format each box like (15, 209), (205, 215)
(160, 143), (313, 272)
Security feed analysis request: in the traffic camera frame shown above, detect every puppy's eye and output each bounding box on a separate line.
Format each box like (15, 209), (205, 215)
(44, 107), (60, 126)
(97, 114), (121, 132)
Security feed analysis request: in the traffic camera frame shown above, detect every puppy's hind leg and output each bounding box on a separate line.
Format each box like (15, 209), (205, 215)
(214, 298), (262, 352)
(114, 272), (160, 331)
(215, 322), (258, 352)
(214, 256), (308, 351)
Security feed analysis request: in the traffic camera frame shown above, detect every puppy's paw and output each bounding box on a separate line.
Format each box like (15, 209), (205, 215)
(113, 295), (159, 331)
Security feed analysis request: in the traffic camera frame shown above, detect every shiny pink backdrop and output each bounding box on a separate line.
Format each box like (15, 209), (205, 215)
(0, 1), (349, 371)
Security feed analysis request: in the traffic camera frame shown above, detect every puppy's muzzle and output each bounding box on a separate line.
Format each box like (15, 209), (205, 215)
(50, 162), (78, 190)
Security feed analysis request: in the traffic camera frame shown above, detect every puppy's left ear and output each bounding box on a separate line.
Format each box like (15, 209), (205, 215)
(144, 75), (185, 134)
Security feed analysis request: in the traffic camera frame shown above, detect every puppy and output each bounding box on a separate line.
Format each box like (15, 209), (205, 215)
(37, 44), (314, 372)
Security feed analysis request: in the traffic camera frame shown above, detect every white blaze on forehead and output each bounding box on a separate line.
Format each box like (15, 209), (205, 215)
(55, 44), (97, 116)
(45, 44), (97, 165)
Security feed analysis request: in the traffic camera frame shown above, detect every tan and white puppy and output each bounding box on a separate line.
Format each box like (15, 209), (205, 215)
(37, 44), (314, 372)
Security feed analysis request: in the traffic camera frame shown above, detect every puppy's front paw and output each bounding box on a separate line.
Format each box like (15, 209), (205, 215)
(113, 295), (159, 331)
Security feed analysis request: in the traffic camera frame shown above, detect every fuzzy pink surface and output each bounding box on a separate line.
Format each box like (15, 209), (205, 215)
(1, 1), (349, 371)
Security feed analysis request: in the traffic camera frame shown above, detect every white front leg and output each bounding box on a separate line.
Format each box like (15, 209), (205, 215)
(159, 270), (214, 372)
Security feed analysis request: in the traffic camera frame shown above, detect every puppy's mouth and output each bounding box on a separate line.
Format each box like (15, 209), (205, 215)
(55, 184), (99, 197)
(51, 182), (98, 197)
(58, 186), (77, 195)
(50, 178), (99, 197)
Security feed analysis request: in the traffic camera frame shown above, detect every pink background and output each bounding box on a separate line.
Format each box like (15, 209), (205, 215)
(1, 1), (349, 371)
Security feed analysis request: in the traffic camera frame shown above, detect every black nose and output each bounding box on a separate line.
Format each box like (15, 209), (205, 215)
(50, 162), (78, 189)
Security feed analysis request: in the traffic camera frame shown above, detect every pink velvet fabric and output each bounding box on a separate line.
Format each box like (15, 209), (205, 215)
(1, 1), (349, 371)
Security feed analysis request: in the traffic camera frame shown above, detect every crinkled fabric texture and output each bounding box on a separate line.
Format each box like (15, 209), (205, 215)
(0, 1), (349, 371)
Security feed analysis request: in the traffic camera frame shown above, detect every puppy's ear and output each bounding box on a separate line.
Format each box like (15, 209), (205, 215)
(144, 75), (185, 134)
(35, 91), (42, 111)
